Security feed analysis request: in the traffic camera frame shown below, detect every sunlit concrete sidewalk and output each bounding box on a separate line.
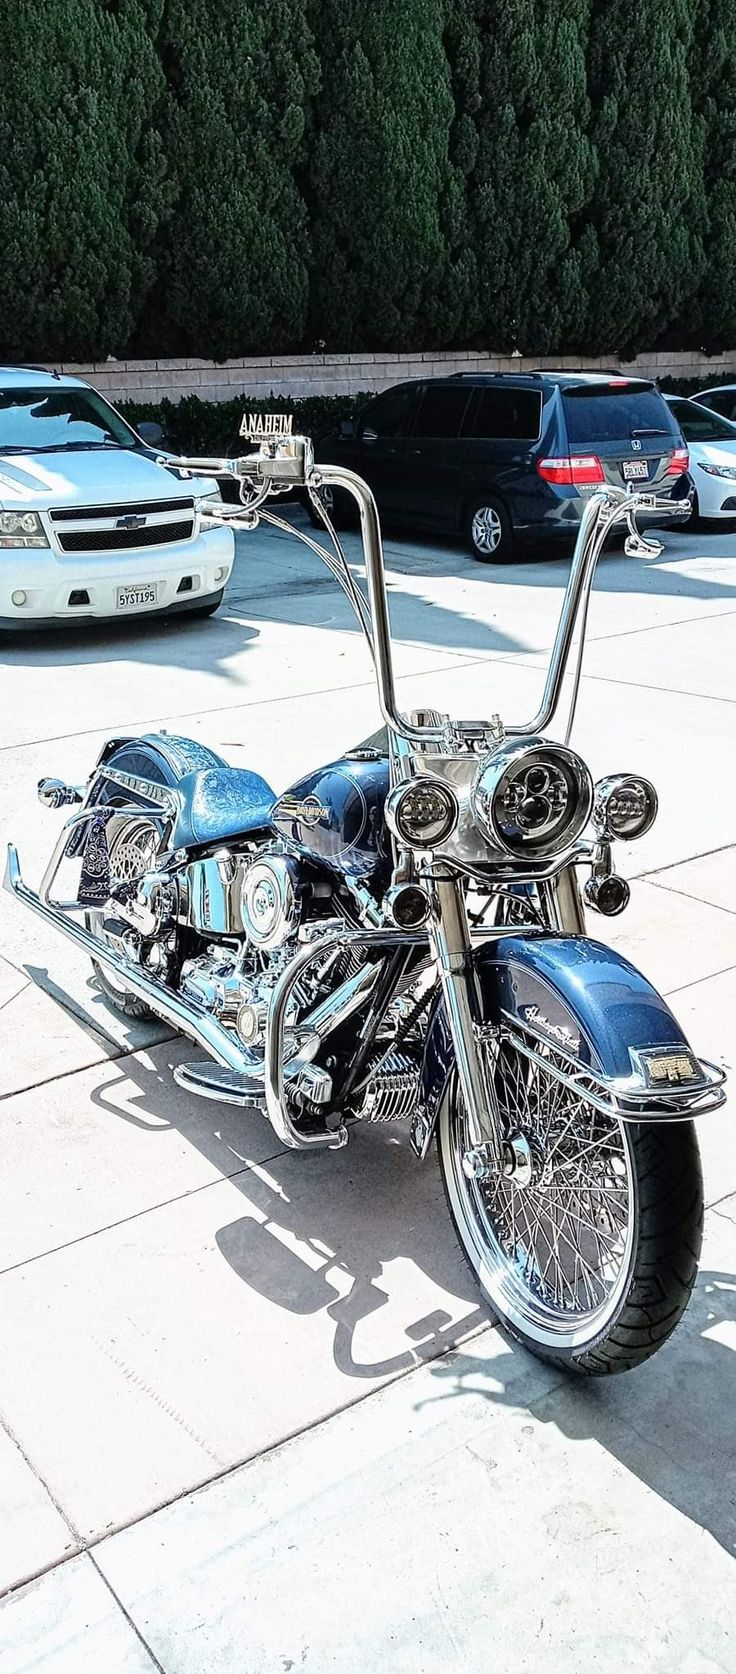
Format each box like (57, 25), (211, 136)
(0, 514), (735, 1670)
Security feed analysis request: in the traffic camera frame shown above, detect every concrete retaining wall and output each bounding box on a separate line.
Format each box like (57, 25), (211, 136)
(41, 348), (736, 404)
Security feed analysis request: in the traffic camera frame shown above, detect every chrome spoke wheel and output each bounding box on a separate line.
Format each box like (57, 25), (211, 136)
(87, 815), (160, 1007)
(442, 1037), (636, 1351)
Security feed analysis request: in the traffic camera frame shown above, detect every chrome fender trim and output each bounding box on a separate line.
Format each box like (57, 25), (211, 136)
(415, 932), (726, 1156)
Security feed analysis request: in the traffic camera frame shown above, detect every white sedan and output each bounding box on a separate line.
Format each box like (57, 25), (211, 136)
(0, 366), (234, 629)
(665, 395), (736, 521)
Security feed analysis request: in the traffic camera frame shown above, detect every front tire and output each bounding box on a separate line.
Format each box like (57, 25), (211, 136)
(437, 1042), (703, 1374)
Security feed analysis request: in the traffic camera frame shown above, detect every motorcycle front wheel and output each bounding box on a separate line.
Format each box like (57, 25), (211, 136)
(438, 1038), (703, 1374)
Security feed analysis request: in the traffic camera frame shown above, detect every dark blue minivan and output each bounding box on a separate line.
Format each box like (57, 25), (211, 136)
(313, 371), (690, 561)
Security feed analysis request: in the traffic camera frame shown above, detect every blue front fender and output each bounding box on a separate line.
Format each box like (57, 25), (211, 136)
(416, 933), (723, 1149)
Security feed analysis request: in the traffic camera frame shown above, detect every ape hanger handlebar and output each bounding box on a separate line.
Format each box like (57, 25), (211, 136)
(175, 434), (690, 750)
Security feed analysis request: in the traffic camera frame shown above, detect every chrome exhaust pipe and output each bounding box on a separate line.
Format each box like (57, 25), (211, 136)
(4, 843), (255, 1078)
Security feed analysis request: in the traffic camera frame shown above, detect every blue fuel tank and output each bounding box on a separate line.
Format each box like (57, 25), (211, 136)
(271, 753), (391, 879)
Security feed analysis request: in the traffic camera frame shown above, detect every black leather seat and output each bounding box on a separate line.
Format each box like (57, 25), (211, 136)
(171, 767), (276, 849)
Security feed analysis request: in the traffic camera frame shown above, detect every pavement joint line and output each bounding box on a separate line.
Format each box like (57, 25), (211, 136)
(87, 1554), (168, 1672)
(706, 1190), (736, 1214)
(0, 1403), (83, 1559)
(0, 1021), (177, 1108)
(642, 883), (736, 917)
(0, 650), (500, 754)
(639, 838), (736, 879)
(664, 961), (736, 998)
(0, 979), (31, 1014)
(0, 1146), (288, 1279)
(0, 1315), (498, 1604)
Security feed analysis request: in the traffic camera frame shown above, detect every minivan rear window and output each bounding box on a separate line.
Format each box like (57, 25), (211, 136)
(563, 386), (679, 444)
(464, 388), (542, 441)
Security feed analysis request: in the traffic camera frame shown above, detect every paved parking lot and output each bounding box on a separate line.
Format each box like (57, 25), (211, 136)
(0, 511), (734, 1670)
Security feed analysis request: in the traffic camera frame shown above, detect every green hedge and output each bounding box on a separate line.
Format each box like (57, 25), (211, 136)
(119, 377), (713, 453)
(118, 392), (371, 452)
(5, 1), (736, 362)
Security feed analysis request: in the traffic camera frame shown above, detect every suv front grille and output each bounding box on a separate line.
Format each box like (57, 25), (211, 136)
(49, 497), (194, 523)
(58, 519), (194, 553)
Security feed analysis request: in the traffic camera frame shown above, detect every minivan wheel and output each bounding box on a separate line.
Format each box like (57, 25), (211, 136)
(467, 497), (514, 563)
(306, 484), (351, 529)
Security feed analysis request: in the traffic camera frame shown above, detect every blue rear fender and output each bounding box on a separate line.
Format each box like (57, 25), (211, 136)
(417, 932), (721, 1141)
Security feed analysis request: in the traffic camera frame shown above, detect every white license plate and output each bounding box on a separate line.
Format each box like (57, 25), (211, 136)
(116, 584), (158, 610)
(622, 459), (650, 481)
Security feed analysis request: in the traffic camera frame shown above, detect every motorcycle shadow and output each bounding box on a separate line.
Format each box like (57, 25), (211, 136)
(418, 1263), (736, 1558)
(90, 1041), (489, 1382)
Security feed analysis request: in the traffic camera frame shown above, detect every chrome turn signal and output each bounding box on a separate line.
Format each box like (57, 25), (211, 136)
(584, 873), (631, 916)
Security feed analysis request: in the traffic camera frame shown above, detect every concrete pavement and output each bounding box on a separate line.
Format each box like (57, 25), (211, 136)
(0, 510), (734, 1669)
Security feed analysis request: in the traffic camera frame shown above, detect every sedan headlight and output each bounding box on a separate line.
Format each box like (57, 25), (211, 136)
(0, 511), (49, 549)
(697, 463), (736, 480)
(593, 774), (657, 840)
(473, 739), (593, 859)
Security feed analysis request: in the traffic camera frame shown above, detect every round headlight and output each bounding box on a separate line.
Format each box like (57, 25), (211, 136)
(473, 739), (593, 859)
(593, 775), (657, 840)
(385, 777), (459, 849)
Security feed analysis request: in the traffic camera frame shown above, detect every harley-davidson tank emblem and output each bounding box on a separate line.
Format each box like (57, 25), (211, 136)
(274, 794), (328, 828)
(239, 412), (294, 441)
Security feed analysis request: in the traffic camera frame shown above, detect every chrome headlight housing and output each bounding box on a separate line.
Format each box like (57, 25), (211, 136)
(593, 774), (657, 840)
(385, 777), (459, 849)
(473, 739), (593, 860)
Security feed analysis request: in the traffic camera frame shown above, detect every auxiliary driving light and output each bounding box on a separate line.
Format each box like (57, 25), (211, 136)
(593, 774), (658, 841)
(385, 778), (459, 849)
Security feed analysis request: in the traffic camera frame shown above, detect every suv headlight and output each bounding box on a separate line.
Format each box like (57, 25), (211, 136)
(0, 512), (49, 549)
(473, 739), (593, 859)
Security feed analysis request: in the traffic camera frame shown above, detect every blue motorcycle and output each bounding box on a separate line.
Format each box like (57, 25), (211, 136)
(6, 428), (725, 1375)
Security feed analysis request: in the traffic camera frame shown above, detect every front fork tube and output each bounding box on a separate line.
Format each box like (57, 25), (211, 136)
(429, 873), (502, 1166)
(538, 864), (586, 934)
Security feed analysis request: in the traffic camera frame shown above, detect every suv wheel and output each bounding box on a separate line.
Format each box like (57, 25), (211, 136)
(467, 497), (514, 563)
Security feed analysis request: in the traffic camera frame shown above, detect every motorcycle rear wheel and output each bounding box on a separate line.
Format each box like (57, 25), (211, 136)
(438, 1040), (703, 1374)
(86, 812), (162, 1019)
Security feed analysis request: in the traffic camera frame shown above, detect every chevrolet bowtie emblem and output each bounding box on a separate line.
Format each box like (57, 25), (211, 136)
(116, 514), (147, 529)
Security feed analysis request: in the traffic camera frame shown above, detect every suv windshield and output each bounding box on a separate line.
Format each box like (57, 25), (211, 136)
(563, 385), (679, 445)
(0, 387), (138, 453)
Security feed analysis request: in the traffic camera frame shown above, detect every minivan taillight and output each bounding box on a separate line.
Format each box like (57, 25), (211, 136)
(536, 455), (605, 486)
(665, 447), (690, 477)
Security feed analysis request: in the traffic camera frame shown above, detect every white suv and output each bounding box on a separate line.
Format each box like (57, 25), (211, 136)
(0, 367), (234, 628)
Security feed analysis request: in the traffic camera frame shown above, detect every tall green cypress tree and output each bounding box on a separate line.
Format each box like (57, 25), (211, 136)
(582, 0), (706, 355)
(0, 0), (168, 361)
(443, 0), (594, 354)
(146, 0), (318, 357)
(306, 0), (458, 349)
(688, 0), (736, 348)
